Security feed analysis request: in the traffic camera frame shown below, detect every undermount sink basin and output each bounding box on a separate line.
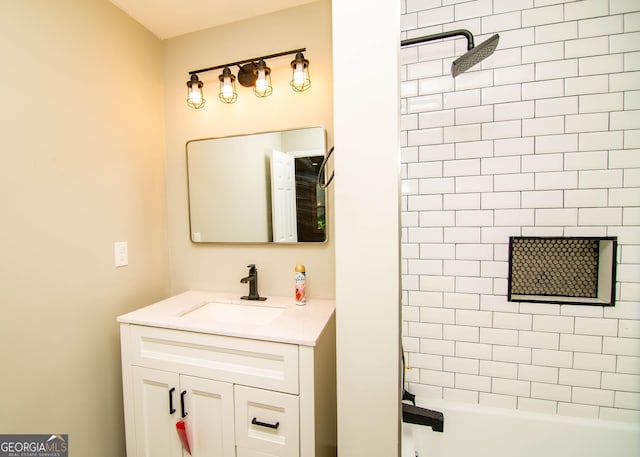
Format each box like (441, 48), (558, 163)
(180, 301), (285, 326)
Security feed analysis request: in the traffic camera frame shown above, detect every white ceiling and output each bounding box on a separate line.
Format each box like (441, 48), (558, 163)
(109, 0), (318, 40)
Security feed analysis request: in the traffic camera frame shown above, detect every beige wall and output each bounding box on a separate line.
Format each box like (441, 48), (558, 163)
(0, 1), (168, 456)
(163, 0), (335, 299)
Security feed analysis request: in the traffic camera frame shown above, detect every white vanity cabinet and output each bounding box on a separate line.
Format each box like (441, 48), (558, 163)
(118, 292), (336, 457)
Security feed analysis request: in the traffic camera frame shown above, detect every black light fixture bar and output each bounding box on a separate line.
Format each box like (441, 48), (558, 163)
(189, 48), (306, 76)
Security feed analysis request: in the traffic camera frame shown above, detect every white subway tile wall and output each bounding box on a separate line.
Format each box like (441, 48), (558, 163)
(401, 0), (640, 423)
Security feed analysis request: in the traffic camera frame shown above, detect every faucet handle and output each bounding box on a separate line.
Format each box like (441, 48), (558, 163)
(247, 264), (256, 270)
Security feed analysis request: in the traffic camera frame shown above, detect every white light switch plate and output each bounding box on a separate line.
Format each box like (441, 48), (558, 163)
(114, 241), (128, 267)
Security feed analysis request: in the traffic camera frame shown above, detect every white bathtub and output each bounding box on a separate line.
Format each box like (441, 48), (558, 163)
(402, 400), (640, 457)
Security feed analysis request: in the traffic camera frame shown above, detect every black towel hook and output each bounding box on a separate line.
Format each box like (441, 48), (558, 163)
(318, 145), (334, 189)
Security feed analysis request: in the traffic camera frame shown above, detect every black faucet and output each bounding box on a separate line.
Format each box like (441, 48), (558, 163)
(240, 264), (267, 301)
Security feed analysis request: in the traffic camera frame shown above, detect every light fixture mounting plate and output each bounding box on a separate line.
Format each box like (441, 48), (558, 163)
(238, 63), (257, 87)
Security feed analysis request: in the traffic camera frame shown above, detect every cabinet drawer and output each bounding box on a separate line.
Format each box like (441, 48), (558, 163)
(123, 324), (299, 394)
(235, 385), (299, 457)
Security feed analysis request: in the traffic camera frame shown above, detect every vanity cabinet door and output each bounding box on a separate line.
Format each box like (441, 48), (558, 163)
(131, 367), (236, 457)
(180, 375), (235, 457)
(131, 366), (182, 457)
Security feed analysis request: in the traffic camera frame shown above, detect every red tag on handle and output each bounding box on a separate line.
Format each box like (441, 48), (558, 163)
(176, 419), (191, 454)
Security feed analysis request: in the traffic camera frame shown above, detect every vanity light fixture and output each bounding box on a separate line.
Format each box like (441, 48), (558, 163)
(218, 67), (238, 104)
(253, 60), (272, 98)
(290, 52), (311, 92)
(186, 48), (310, 108)
(186, 74), (205, 109)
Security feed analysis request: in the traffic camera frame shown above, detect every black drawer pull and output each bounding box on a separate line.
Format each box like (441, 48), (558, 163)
(251, 417), (280, 430)
(169, 387), (176, 415)
(180, 390), (188, 418)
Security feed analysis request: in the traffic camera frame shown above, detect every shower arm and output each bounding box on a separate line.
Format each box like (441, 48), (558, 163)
(400, 29), (475, 50)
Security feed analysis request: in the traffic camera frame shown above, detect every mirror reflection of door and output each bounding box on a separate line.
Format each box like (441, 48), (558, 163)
(295, 156), (326, 242)
(270, 149), (298, 242)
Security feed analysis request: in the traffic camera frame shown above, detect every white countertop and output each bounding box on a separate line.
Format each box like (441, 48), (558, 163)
(117, 290), (336, 347)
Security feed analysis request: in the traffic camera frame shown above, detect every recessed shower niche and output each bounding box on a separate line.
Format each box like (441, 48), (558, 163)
(508, 236), (617, 306)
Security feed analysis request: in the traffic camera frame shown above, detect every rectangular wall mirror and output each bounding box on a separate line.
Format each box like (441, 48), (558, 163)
(187, 126), (327, 243)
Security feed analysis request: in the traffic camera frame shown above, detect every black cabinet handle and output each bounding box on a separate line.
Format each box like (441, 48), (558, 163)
(251, 417), (279, 429)
(180, 390), (188, 418)
(169, 387), (176, 415)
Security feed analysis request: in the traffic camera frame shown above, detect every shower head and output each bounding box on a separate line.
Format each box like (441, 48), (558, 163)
(451, 33), (500, 77)
(400, 30), (500, 78)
